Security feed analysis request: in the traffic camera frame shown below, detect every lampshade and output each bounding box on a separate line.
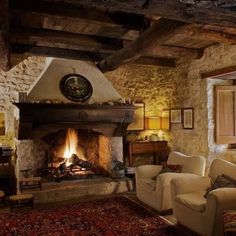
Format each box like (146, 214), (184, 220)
(147, 116), (161, 130)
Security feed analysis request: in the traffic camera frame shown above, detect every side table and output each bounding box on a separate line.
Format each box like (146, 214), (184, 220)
(127, 141), (168, 166)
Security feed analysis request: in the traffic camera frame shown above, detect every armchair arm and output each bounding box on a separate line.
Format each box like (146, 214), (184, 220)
(207, 188), (236, 206)
(135, 165), (162, 180)
(171, 175), (211, 196)
(205, 188), (236, 235)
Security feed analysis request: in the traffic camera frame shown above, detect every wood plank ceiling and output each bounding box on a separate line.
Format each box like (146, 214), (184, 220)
(1, 0), (236, 72)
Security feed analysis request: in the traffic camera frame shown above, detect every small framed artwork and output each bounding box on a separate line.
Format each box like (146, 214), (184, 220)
(128, 103), (145, 131)
(170, 109), (182, 124)
(161, 109), (170, 130)
(183, 108), (194, 129)
(0, 112), (5, 135)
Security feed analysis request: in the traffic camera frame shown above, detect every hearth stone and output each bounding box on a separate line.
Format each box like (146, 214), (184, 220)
(23, 177), (133, 203)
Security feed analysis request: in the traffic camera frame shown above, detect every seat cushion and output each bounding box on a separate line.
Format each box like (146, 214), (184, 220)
(138, 178), (156, 192)
(175, 191), (207, 212)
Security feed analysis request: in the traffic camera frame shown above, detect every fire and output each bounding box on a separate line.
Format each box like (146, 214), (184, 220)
(63, 128), (78, 165)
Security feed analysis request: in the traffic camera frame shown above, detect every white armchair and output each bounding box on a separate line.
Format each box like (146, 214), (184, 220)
(171, 159), (236, 236)
(135, 151), (206, 214)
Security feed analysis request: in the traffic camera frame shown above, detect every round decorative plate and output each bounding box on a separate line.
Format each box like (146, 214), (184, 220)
(60, 74), (93, 102)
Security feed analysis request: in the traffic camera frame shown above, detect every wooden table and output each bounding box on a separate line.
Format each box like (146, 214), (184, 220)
(127, 141), (168, 166)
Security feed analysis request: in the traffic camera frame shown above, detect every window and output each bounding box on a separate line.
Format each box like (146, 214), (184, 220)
(215, 85), (236, 144)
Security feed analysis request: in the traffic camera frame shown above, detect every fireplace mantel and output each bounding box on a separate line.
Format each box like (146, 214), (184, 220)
(14, 103), (135, 139)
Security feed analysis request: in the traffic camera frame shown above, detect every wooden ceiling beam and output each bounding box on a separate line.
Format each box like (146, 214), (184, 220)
(10, 0), (150, 31)
(11, 43), (176, 68)
(133, 57), (176, 67)
(11, 44), (110, 62)
(142, 44), (202, 59)
(11, 10), (140, 41)
(11, 26), (203, 59)
(98, 19), (187, 72)
(180, 26), (236, 45)
(10, 27), (124, 53)
(54, 0), (236, 28)
(0, 0), (10, 71)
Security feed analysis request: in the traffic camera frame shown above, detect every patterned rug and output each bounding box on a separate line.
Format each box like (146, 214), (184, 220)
(0, 196), (184, 236)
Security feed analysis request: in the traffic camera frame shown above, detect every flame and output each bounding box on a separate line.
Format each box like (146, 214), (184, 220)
(63, 128), (78, 165)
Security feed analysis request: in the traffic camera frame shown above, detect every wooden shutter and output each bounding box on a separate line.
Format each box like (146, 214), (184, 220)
(215, 85), (236, 144)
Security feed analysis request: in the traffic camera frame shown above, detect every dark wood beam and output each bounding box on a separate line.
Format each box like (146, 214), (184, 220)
(144, 44), (202, 59)
(11, 10), (140, 41)
(201, 65), (236, 80)
(0, 0), (10, 71)
(11, 44), (110, 62)
(180, 25), (236, 45)
(11, 27), (203, 60)
(133, 57), (176, 67)
(50, 0), (236, 28)
(10, 27), (123, 53)
(10, 0), (150, 31)
(98, 19), (187, 72)
(11, 43), (176, 68)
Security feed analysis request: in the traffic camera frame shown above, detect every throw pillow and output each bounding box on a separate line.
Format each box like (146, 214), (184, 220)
(159, 164), (182, 174)
(152, 163), (182, 180)
(204, 174), (236, 198)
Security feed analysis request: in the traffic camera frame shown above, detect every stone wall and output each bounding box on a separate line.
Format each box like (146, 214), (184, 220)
(105, 44), (236, 166)
(171, 44), (236, 166)
(1, 44), (236, 169)
(0, 57), (46, 148)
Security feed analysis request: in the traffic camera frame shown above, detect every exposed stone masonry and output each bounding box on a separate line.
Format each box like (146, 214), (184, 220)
(1, 44), (236, 170)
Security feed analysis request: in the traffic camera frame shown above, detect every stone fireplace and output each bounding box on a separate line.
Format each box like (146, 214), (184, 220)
(14, 58), (134, 198)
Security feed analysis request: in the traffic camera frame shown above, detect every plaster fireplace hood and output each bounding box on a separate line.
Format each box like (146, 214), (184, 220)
(14, 58), (135, 140)
(14, 102), (135, 139)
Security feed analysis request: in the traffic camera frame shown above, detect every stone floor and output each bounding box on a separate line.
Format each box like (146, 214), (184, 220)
(19, 176), (134, 203)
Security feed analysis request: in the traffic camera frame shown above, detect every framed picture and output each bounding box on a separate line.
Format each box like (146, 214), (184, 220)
(161, 109), (170, 130)
(0, 112), (5, 135)
(170, 109), (182, 124)
(183, 108), (194, 129)
(128, 103), (145, 130)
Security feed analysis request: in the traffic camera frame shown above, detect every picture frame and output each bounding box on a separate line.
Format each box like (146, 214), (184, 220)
(183, 108), (194, 129)
(170, 109), (182, 124)
(127, 103), (145, 130)
(0, 112), (5, 135)
(161, 109), (170, 130)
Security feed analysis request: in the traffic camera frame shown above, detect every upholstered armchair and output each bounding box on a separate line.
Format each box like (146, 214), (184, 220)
(135, 151), (206, 214)
(171, 159), (236, 236)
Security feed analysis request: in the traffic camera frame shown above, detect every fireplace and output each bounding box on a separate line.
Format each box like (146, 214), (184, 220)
(39, 128), (114, 182)
(14, 102), (134, 185)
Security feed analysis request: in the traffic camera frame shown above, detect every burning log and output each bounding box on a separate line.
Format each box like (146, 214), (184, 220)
(71, 154), (92, 169)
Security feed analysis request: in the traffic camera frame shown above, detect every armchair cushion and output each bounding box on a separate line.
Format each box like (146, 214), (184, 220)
(205, 174), (236, 197)
(152, 164), (182, 180)
(161, 164), (182, 173)
(175, 191), (206, 212)
(213, 174), (236, 188)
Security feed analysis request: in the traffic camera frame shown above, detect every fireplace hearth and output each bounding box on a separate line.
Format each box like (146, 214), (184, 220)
(15, 102), (134, 192)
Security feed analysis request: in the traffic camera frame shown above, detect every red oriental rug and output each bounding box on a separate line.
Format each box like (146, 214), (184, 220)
(0, 196), (186, 236)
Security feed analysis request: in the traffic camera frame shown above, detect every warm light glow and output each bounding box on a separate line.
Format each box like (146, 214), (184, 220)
(161, 110), (170, 130)
(147, 117), (161, 130)
(63, 128), (78, 165)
